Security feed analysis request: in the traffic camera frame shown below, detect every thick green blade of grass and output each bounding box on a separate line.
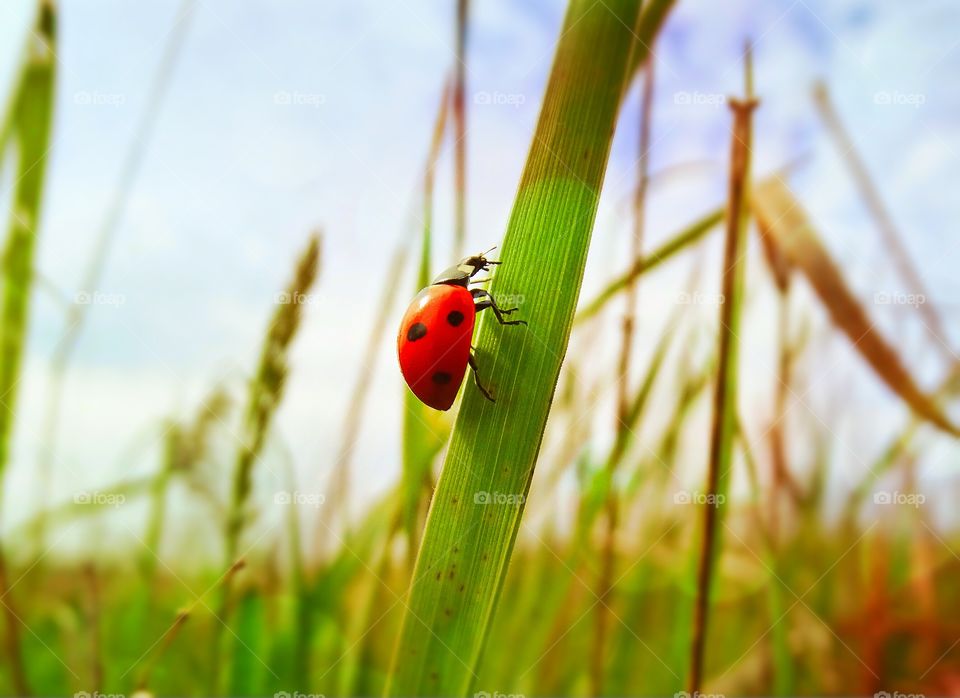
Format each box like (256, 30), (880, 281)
(385, 0), (650, 694)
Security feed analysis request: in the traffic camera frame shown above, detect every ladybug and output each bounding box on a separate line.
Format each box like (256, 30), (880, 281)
(397, 249), (525, 411)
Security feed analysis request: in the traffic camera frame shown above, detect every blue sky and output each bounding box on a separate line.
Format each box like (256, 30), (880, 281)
(0, 0), (958, 549)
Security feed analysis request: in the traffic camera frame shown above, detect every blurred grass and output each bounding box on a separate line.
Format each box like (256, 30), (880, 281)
(688, 57), (758, 690)
(576, 207), (724, 323)
(753, 177), (960, 436)
(213, 233), (321, 694)
(0, 3), (57, 694)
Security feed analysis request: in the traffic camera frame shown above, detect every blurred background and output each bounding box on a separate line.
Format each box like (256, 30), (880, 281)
(0, 0), (957, 695)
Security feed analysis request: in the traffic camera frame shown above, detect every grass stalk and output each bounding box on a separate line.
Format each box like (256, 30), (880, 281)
(212, 233), (321, 694)
(141, 390), (229, 584)
(687, 51), (757, 692)
(385, 0), (649, 693)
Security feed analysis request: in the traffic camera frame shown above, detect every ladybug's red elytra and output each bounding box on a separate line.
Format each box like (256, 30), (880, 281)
(397, 249), (525, 411)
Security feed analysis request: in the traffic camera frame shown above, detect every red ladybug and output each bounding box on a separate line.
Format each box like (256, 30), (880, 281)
(397, 250), (525, 410)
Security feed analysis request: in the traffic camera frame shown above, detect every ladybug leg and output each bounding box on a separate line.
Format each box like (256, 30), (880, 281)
(468, 351), (495, 402)
(471, 289), (526, 325)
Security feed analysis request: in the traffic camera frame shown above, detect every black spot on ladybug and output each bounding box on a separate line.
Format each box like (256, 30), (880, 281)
(447, 310), (464, 327)
(406, 322), (427, 342)
(432, 371), (452, 385)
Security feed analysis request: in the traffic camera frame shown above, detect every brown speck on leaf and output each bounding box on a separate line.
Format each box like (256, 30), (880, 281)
(459, 583), (465, 592)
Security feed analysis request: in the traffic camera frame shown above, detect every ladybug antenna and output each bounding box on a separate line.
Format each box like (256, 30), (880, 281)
(479, 246), (502, 266)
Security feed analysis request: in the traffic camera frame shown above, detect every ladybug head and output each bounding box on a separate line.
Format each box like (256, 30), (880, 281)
(433, 247), (504, 287)
(462, 246), (500, 274)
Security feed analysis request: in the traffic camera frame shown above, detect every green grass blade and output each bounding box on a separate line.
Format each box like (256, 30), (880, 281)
(628, 0), (678, 75)
(0, 7), (57, 693)
(384, 1), (646, 694)
(0, 0), (57, 483)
